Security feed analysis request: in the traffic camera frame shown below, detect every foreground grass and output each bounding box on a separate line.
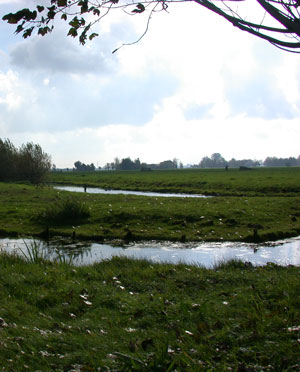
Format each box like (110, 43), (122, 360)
(0, 182), (300, 242)
(49, 167), (300, 196)
(0, 253), (299, 371)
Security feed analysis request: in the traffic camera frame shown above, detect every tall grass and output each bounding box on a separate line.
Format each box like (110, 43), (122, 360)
(37, 197), (91, 225)
(19, 239), (48, 263)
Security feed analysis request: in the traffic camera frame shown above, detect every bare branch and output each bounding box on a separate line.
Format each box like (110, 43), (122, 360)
(3, 0), (300, 52)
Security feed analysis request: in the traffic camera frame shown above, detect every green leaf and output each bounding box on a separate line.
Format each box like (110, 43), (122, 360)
(132, 3), (145, 13)
(61, 13), (67, 21)
(38, 26), (51, 36)
(93, 8), (100, 16)
(89, 33), (99, 41)
(3, 9), (37, 24)
(15, 25), (24, 34)
(3, 13), (20, 24)
(37, 6), (45, 13)
(68, 27), (78, 37)
(23, 27), (34, 39)
(78, 0), (88, 14)
(69, 17), (79, 29)
(57, 0), (67, 6)
(47, 6), (56, 19)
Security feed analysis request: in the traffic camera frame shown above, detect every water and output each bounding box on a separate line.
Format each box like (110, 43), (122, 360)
(54, 185), (209, 198)
(1, 237), (300, 268)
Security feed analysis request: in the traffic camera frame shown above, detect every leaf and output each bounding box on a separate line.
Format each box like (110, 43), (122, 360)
(23, 27), (34, 39)
(69, 17), (79, 29)
(68, 28), (78, 37)
(3, 9), (37, 24)
(57, 0), (67, 6)
(89, 33), (99, 41)
(93, 8), (100, 16)
(37, 6), (45, 13)
(2, 13), (19, 24)
(61, 13), (67, 21)
(132, 3), (145, 13)
(38, 26), (51, 36)
(47, 6), (56, 19)
(15, 25), (24, 34)
(79, 0), (89, 14)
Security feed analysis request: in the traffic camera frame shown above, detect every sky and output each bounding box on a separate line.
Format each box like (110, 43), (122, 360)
(0, 0), (300, 168)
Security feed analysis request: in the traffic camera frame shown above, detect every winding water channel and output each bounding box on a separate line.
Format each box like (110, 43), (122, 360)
(1, 237), (300, 268)
(54, 185), (209, 198)
(6, 185), (293, 267)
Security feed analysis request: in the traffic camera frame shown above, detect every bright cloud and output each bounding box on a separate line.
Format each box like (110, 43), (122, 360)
(0, 1), (300, 167)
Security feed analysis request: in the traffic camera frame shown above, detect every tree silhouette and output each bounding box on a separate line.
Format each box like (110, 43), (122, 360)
(3, 1), (300, 53)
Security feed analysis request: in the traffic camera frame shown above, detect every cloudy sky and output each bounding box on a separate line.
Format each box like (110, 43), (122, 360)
(0, 0), (300, 168)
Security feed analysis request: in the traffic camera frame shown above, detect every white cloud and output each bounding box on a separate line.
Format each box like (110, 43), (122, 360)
(1, 0), (300, 167)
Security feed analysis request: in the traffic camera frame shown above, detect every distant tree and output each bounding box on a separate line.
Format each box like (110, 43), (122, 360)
(17, 142), (52, 183)
(199, 153), (226, 168)
(4, 1), (300, 53)
(119, 157), (136, 170)
(158, 160), (177, 169)
(114, 157), (120, 170)
(134, 158), (141, 168)
(0, 139), (51, 183)
(228, 158), (261, 168)
(0, 139), (18, 181)
(263, 156), (298, 167)
(74, 160), (95, 171)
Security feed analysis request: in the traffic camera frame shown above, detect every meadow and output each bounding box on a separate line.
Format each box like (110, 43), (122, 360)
(0, 253), (299, 371)
(0, 167), (299, 371)
(49, 167), (300, 196)
(0, 167), (299, 242)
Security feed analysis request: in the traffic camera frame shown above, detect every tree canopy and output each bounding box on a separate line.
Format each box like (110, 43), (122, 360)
(3, 1), (300, 53)
(0, 139), (52, 183)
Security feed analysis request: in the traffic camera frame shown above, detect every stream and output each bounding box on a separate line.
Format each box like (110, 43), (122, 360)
(1, 237), (300, 268)
(54, 185), (209, 198)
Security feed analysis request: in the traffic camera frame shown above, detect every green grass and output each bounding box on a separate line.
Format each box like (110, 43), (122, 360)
(0, 253), (299, 371)
(0, 182), (300, 242)
(49, 167), (300, 196)
(36, 196), (91, 225)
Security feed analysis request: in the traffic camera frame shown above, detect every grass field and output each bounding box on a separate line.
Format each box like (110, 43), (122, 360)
(0, 253), (299, 371)
(0, 169), (299, 371)
(49, 167), (300, 196)
(0, 180), (299, 242)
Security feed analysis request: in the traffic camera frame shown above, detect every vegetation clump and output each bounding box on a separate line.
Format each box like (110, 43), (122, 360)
(37, 197), (91, 226)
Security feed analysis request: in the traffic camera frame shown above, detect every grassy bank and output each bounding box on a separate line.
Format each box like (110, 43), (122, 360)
(49, 167), (300, 196)
(0, 253), (299, 371)
(0, 182), (300, 242)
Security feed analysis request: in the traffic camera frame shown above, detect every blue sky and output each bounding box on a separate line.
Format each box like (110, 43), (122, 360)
(0, 0), (300, 168)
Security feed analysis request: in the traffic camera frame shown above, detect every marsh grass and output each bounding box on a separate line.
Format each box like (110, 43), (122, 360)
(19, 239), (48, 263)
(37, 197), (91, 226)
(0, 254), (299, 371)
(0, 182), (299, 242)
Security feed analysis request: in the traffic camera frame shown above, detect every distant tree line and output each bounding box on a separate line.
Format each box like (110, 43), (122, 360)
(0, 138), (52, 183)
(103, 157), (181, 171)
(195, 153), (300, 168)
(69, 153), (300, 173)
(73, 161), (95, 171)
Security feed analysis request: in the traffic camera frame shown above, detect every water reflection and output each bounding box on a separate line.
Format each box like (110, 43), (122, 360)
(54, 185), (209, 198)
(1, 237), (300, 268)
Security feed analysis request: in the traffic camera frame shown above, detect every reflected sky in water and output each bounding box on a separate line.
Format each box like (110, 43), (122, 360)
(54, 186), (209, 198)
(1, 237), (300, 268)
